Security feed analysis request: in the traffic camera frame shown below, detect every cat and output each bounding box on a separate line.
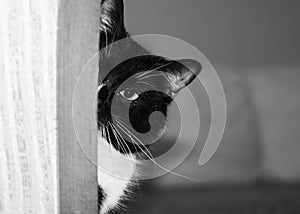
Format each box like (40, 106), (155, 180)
(97, 0), (201, 213)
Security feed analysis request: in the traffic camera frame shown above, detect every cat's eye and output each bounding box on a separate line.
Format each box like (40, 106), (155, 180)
(120, 88), (139, 101)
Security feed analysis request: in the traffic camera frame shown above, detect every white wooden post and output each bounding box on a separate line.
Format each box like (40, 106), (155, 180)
(57, 0), (99, 213)
(0, 0), (100, 213)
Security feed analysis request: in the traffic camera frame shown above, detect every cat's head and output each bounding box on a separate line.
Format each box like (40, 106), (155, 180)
(98, 0), (202, 155)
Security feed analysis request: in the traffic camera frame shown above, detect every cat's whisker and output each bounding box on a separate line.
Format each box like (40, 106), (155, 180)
(110, 122), (128, 153)
(136, 80), (156, 89)
(109, 121), (128, 154)
(136, 62), (173, 79)
(135, 62), (161, 79)
(136, 69), (154, 79)
(138, 73), (166, 81)
(115, 120), (200, 183)
(115, 123), (158, 173)
(112, 116), (133, 133)
(112, 117), (131, 129)
(111, 113), (123, 121)
(114, 120), (153, 161)
(104, 27), (109, 56)
(112, 117), (138, 153)
(115, 123), (150, 159)
(105, 125), (115, 153)
(110, 122), (135, 161)
(107, 44), (112, 58)
(107, 121), (122, 152)
(146, 62), (161, 73)
(107, 23), (120, 57)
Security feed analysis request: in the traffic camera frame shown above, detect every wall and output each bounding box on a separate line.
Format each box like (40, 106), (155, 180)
(124, 0), (300, 185)
(126, 0), (300, 68)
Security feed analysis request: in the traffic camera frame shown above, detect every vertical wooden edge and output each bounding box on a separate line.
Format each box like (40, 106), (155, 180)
(57, 0), (100, 213)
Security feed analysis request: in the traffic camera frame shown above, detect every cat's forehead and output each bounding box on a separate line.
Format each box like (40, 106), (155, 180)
(100, 36), (147, 60)
(100, 55), (170, 86)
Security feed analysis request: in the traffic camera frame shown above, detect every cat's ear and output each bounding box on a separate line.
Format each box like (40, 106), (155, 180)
(166, 59), (202, 93)
(100, 0), (125, 32)
(100, 0), (127, 47)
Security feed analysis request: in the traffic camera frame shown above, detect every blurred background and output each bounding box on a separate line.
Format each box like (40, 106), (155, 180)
(123, 0), (300, 213)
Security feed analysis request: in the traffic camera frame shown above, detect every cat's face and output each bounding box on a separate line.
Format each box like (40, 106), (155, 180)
(98, 0), (201, 213)
(98, 0), (201, 155)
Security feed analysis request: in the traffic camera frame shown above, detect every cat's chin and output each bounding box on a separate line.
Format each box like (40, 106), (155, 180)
(97, 134), (138, 214)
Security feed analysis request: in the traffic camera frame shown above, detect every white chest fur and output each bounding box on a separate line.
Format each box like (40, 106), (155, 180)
(97, 135), (137, 214)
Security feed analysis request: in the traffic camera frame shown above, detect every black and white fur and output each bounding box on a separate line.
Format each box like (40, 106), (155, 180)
(98, 0), (201, 213)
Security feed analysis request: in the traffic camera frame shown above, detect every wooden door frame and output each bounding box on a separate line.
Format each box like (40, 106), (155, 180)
(57, 0), (100, 213)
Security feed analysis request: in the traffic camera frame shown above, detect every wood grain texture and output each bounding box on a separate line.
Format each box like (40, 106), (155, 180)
(0, 0), (58, 213)
(57, 0), (100, 213)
